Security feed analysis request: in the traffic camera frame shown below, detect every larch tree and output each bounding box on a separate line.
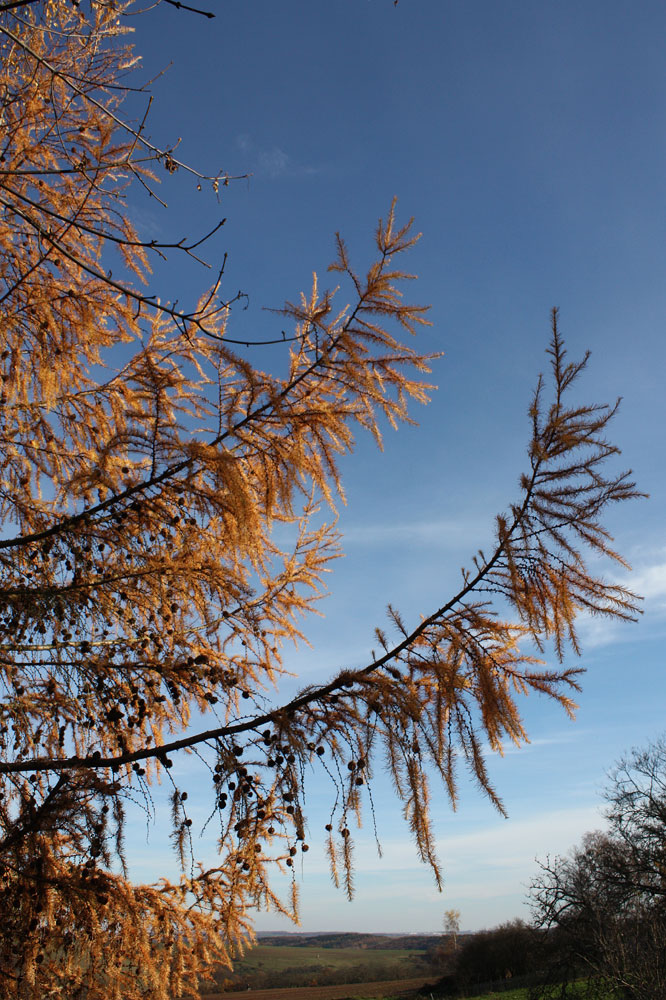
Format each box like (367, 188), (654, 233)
(0, 2), (642, 998)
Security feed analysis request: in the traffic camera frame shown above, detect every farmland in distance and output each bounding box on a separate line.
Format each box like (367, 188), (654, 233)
(202, 933), (442, 994)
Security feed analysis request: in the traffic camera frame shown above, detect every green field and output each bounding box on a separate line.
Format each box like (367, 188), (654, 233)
(236, 944), (426, 974)
(210, 936), (435, 993)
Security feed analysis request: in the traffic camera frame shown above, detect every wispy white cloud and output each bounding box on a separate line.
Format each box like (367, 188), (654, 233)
(344, 803), (607, 874)
(573, 544), (666, 648)
(235, 133), (252, 154)
(495, 731), (588, 756)
(577, 615), (634, 649)
(235, 133), (317, 179)
(123, 791), (604, 886)
(258, 147), (291, 177)
(629, 554), (666, 607)
(340, 515), (489, 550)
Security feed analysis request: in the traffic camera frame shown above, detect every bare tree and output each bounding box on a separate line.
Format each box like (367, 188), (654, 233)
(531, 742), (666, 1000)
(443, 908), (461, 952)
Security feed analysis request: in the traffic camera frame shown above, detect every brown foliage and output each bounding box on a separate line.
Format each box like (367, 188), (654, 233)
(0, 2), (642, 997)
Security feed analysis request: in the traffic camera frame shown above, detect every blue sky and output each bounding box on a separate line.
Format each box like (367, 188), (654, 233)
(119, 0), (666, 933)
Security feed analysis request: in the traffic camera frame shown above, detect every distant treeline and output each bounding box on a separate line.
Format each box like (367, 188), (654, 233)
(256, 933), (442, 951)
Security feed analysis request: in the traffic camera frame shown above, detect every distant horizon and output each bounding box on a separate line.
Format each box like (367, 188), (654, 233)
(254, 930), (473, 938)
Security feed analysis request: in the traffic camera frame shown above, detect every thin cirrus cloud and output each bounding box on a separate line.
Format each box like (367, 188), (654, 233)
(628, 551), (666, 608)
(250, 803), (608, 884)
(575, 545), (666, 649)
(340, 515), (489, 550)
(235, 133), (317, 179)
(492, 731), (587, 756)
